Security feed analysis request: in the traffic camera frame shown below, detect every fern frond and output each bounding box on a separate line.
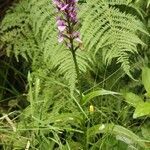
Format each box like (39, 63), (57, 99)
(79, 0), (147, 76)
(0, 0), (89, 93)
(1, 0), (148, 91)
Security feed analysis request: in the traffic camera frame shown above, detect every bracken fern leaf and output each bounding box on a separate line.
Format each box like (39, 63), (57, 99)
(79, 0), (147, 77)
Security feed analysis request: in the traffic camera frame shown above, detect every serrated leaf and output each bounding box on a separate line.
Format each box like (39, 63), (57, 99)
(142, 67), (150, 95)
(133, 102), (150, 118)
(123, 92), (143, 107)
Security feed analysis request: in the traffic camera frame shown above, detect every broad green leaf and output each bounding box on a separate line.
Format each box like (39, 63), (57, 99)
(87, 124), (149, 148)
(81, 89), (120, 105)
(133, 102), (150, 118)
(127, 0), (132, 4)
(142, 67), (150, 95)
(44, 113), (83, 125)
(141, 125), (150, 140)
(147, 0), (150, 8)
(123, 92), (143, 107)
(90, 136), (128, 150)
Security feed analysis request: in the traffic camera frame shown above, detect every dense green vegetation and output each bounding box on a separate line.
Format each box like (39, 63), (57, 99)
(0, 0), (150, 149)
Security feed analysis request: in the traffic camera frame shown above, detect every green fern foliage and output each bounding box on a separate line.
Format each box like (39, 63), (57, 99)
(79, 0), (147, 76)
(0, 0), (148, 92)
(0, 0), (89, 93)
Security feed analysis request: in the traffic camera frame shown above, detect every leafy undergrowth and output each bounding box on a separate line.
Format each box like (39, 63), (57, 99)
(0, 0), (150, 150)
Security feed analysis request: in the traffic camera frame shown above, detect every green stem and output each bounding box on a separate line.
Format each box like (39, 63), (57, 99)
(71, 49), (82, 101)
(66, 13), (82, 102)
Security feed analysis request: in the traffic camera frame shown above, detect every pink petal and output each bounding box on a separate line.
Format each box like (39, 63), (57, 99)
(60, 4), (69, 11)
(58, 37), (64, 42)
(58, 34), (64, 43)
(75, 37), (82, 43)
(58, 25), (66, 32)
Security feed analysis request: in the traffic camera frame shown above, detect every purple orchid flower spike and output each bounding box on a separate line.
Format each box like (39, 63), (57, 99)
(53, 0), (82, 48)
(52, 0), (83, 100)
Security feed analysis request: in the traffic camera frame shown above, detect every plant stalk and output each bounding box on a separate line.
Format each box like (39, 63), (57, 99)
(66, 13), (82, 102)
(71, 48), (82, 101)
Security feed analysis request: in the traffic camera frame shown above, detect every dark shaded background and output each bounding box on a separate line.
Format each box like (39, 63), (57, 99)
(0, 0), (17, 20)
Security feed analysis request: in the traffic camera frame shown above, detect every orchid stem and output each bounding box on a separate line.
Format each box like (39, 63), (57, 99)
(66, 11), (82, 102)
(71, 48), (82, 101)
(54, 0), (83, 102)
